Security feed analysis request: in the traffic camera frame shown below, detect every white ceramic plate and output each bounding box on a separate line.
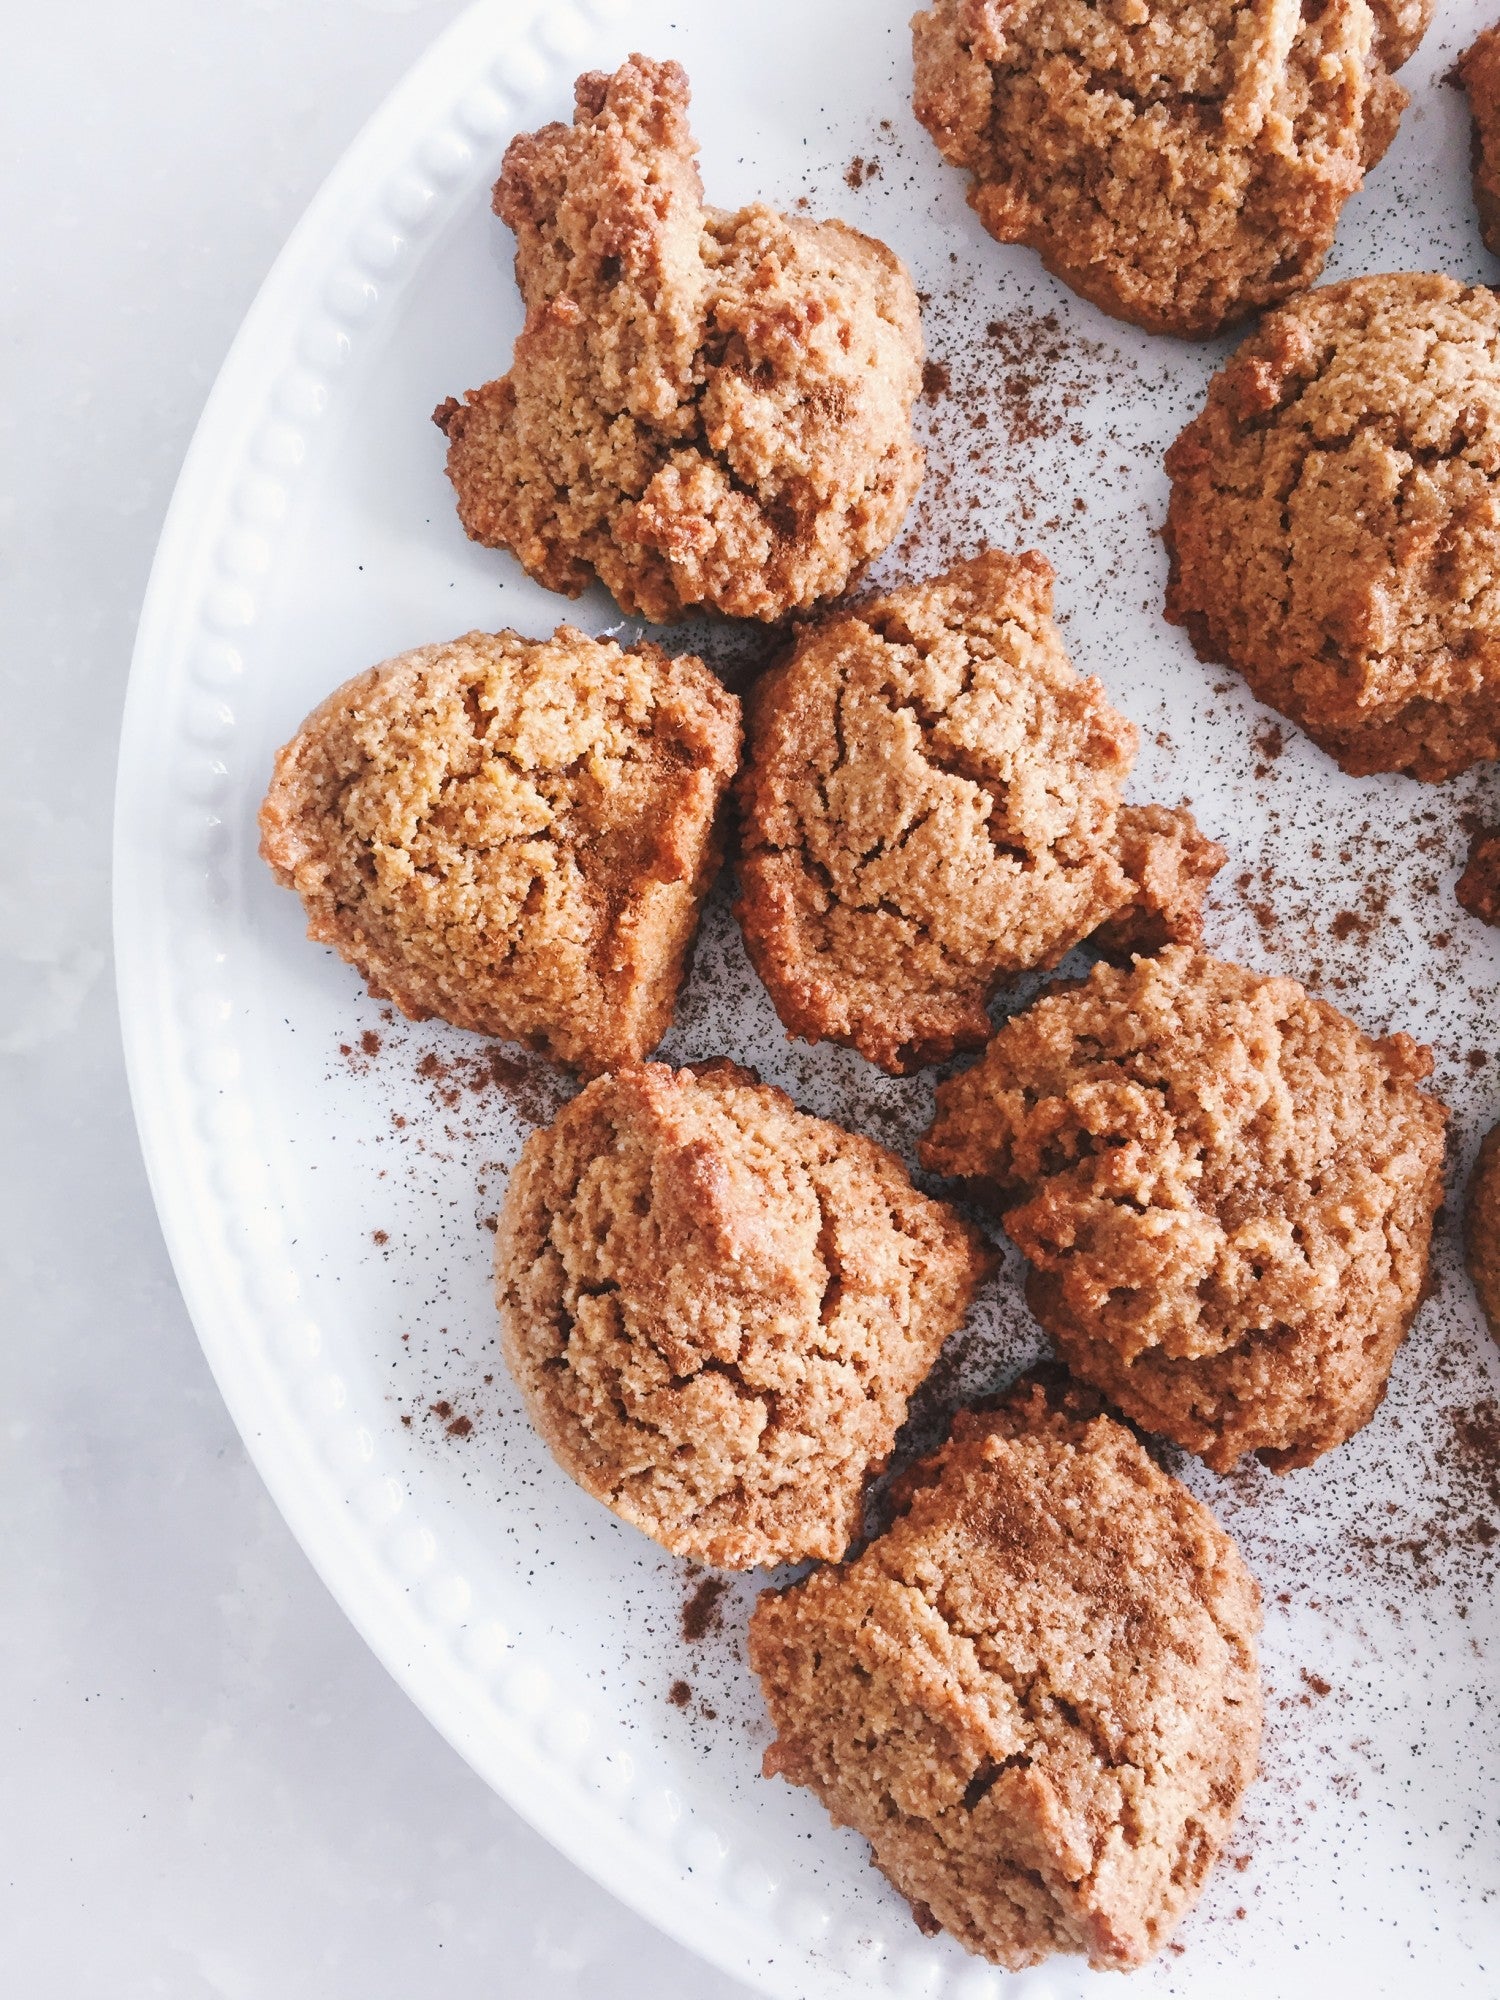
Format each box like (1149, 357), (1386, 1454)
(115, 2), (1500, 1993)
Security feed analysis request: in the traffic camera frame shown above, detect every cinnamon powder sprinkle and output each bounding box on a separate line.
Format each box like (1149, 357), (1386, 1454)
(681, 1574), (729, 1642)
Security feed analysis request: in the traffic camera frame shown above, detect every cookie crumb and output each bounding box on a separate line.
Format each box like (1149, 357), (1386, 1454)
(750, 1374), (1262, 1970)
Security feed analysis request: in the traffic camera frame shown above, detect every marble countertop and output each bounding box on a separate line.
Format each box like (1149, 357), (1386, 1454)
(3, 5), (751, 1992)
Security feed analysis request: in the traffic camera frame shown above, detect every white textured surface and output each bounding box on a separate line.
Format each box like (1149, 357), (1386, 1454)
(12, 1), (1500, 1996)
(4, 5), (748, 1996)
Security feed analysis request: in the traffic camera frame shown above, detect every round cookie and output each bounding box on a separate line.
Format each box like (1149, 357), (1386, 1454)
(911, 0), (1405, 338)
(921, 948), (1448, 1471)
(1165, 274), (1500, 781)
(749, 1373), (1262, 1972)
(1468, 1122), (1500, 1347)
(495, 1061), (995, 1568)
(258, 626), (740, 1076)
(734, 550), (1225, 1073)
(438, 56), (925, 623)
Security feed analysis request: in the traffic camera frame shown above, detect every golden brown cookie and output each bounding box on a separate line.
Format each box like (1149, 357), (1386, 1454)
(921, 949), (1448, 1471)
(749, 1372), (1262, 1971)
(495, 1061), (995, 1568)
(733, 551), (1225, 1074)
(438, 56), (924, 623)
(1165, 274), (1500, 781)
(258, 627), (740, 1075)
(1458, 824), (1500, 926)
(1468, 1122), (1500, 1344)
(910, 0), (1405, 338)
(1460, 23), (1500, 256)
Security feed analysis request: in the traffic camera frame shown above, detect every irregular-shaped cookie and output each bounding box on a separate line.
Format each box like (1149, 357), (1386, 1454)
(259, 627), (740, 1074)
(496, 1061), (995, 1567)
(911, 0), (1406, 337)
(750, 1372), (1262, 1971)
(921, 949), (1448, 1470)
(1165, 274), (1500, 780)
(438, 56), (924, 622)
(734, 551), (1224, 1072)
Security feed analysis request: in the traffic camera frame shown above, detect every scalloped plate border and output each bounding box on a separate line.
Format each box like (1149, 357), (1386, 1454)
(109, 4), (1054, 1996)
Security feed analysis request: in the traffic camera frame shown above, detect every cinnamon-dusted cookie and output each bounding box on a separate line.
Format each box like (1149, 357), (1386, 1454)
(1460, 23), (1500, 256)
(749, 1372), (1262, 1971)
(734, 551), (1224, 1073)
(495, 1061), (995, 1568)
(1468, 1122), (1500, 1345)
(921, 949), (1448, 1470)
(1458, 824), (1500, 926)
(438, 55), (924, 623)
(259, 627), (740, 1075)
(910, 0), (1406, 337)
(1165, 274), (1500, 780)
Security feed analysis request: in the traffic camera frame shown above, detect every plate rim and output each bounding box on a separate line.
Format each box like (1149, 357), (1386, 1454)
(110, 1), (1500, 1994)
(108, 4), (879, 1995)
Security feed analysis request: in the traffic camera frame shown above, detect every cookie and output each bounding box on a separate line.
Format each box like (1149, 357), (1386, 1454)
(1460, 23), (1500, 256)
(921, 949), (1448, 1471)
(495, 1061), (995, 1568)
(1458, 824), (1500, 926)
(1467, 1122), (1500, 1345)
(749, 1372), (1262, 1971)
(1165, 274), (1500, 781)
(437, 55), (924, 623)
(733, 551), (1225, 1073)
(258, 627), (740, 1075)
(910, 0), (1405, 338)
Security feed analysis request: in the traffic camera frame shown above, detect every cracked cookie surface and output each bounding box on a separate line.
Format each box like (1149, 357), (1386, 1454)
(438, 55), (925, 623)
(734, 551), (1225, 1074)
(1460, 23), (1500, 257)
(748, 1372), (1262, 1971)
(911, 0), (1405, 338)
(1165, 273), (1500, 780)
(1467, 1122), (1500, 1345)
(258, 627), (740, 1076)
(921, 948), (1448, 1471)
(495, 1061), (995, 1568)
